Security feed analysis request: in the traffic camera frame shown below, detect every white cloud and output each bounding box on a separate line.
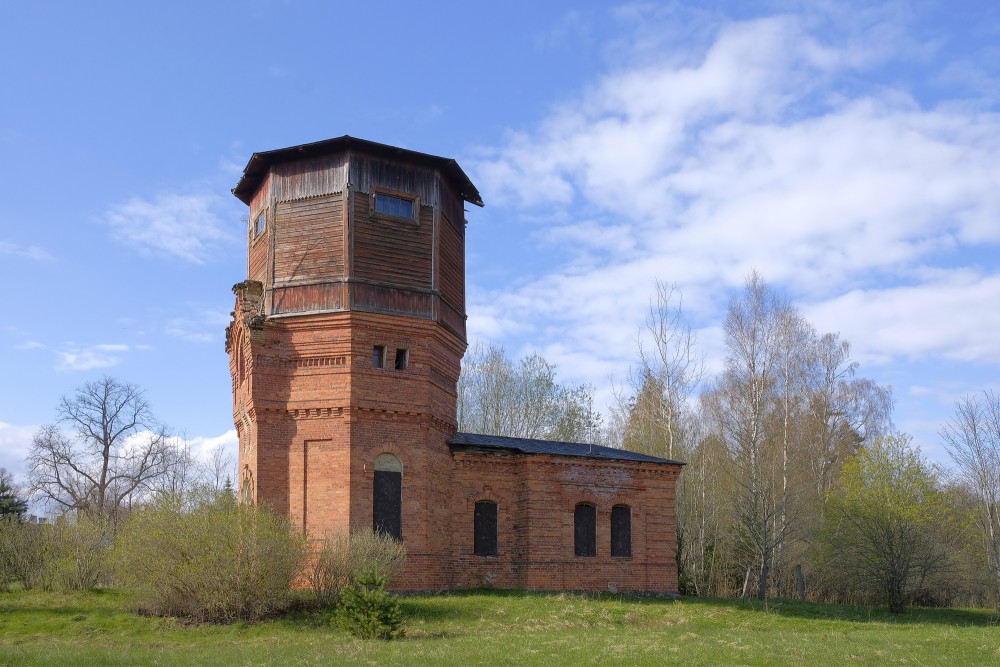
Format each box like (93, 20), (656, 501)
(14, 341), (45, 350)
(103, 192), (238, 264)
(463, 10), (1000, 431)
(165, 308), (231, 343)
(804, 271), (1000, 366)
(0, 241), (53, 261)
(56, 344), (129, 371)
(184, 430), (238, 462)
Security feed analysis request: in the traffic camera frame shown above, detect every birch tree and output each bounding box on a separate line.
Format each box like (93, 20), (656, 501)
(457, 343), (601, 443)
(713, 270), (790, 599)
(940, 391), (1000, 616)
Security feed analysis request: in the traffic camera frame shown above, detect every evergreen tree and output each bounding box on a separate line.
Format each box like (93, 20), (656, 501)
(0, 468), (28, 520)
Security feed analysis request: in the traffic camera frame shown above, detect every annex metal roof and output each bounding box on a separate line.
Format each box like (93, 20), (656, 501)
(448, 432), (685, 465)
(232, 135), (484, 207)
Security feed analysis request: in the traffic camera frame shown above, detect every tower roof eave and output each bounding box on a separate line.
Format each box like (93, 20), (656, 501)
(232, 135), (484, 208)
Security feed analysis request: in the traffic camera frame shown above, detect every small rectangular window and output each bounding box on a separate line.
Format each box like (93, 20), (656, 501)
(374, 193), (415, 220)
(254, 211), (266, 237)
(394, 348), (408, 371)
(373, 345), (386, 368)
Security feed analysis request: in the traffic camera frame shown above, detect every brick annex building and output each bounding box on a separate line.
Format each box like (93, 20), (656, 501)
(225, 136), (683, 593)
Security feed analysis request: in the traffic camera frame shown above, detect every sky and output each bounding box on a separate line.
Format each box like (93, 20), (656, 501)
(1, 0), (998, 486)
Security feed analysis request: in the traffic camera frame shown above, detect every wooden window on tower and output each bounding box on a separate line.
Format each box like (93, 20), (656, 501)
(253, 210), (266, 238)
(372, 191), (417, 222)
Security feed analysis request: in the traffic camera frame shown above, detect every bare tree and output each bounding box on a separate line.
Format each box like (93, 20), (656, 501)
(27, 376), (175, 524)
(802, 333), (894, 505)
(457, 343), (601, 443)
(713, 270), (790, 599)
(940, 391), (1000, 616)
(612, 281), (711, 592)
(614, 281), (705, 459)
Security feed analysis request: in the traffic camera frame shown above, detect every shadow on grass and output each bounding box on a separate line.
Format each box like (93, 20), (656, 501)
(401, 588), (998, 629)
(661, 594), (998, 628)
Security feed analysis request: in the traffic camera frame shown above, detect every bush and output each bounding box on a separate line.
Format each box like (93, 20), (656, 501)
(335, 571), (405, 640)
(114, 494), (307, 622)
(0, 515), (112, 591)
(0, 517), (45, 590)
(311, 528), (406, 608)
(48, 515), (114, 590)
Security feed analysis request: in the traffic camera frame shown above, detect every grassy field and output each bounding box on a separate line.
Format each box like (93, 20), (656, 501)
(0, 589), (997, 666)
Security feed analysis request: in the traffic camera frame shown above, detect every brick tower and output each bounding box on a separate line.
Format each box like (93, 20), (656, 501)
(226, 136), (483, 588)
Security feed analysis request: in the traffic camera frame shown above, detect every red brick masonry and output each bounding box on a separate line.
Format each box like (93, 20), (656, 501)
(226, 137), (683, 593)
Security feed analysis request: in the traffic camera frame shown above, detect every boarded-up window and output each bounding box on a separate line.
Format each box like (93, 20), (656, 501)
(474, 500), (498, 557)
(611, 505), (632, 557)
(574, 503), (597, 557)
(373, 454), (402, 540)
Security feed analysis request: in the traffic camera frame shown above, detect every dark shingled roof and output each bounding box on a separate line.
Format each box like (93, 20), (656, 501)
(232, 135), (484, 207)
(448, 432), (684, 465)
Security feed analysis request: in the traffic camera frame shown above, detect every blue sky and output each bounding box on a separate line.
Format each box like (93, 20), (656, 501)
(2, 1), (998, 482)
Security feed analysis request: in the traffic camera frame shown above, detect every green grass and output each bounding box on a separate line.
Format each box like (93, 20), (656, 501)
(0, 589), (996, 666)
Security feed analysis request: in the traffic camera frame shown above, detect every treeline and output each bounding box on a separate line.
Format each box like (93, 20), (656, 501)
(458, 273), (1000, 614)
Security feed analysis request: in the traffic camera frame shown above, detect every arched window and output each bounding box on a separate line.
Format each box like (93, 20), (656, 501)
(373, 453), (402, 540)
(611, 505), (632, 557)
(241, 473), (254, 505)
(574, 503), (597, 557)
(474, 500), (498, 557)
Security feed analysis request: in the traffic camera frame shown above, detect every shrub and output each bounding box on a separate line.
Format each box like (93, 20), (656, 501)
(114, 494), (307, 622)
(335, 571), (405, 640)
(0, 517), (45, 590)
(0, 515), (112, 591)
(48, 515), (114, 590)
(311, 527), (406, 608)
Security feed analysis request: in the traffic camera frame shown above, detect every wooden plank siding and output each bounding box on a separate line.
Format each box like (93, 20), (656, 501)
(270, 155), (348, 203)
(350, 282), (434, 318)
(271, 282), (347, 315)
(247, 150), (469, 328)
(248, 174), (272, 285)
(348, 154), (441, 207)
(437, 210), (464, 312)
(273, 194), (346, 284)
(352, 195), (433, 289)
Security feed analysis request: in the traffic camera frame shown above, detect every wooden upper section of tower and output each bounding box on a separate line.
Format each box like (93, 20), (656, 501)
(232, 136), (482, 341)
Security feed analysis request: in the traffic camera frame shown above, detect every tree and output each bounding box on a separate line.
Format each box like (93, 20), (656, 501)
(27, 376), (176, 524)
(940, 391), (1000, 616)
(615, 281), (705, 460)
(457, 343), (601, 443)
(710, 271), (791, 599)
(612, 281), (712, 594)
(822, 434), (951, 613)
(0, 468), (28, 520)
